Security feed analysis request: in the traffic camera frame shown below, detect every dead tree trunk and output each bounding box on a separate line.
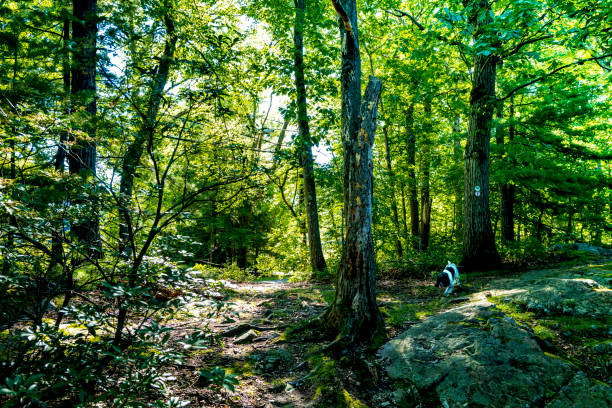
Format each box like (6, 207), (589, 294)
(322, 0), (384, 345)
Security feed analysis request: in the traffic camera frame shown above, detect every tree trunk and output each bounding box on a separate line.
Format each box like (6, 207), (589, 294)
(323, 0), (384, 344)
(400, 181), (408, 238)
(293, 0), (327, 273)
(118, 13), (177, 258)
(566, 205), (573, 240)
(382, 124), (402, 258)
(51, 16), (70, 271)
(69, 0), (100, 258)
(54, 17), (72, 327)
(2, 28), (19, 276)
(419, 100), (432, 251)
(536, 205), (544, 241)
(452, 116), (463, 242)
(405, 103), (419, 250)
(499, 96), (515, 242)
(461, 0), (501, 270)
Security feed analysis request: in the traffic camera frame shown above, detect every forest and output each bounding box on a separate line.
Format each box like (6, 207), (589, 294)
(0, 0), (611, 406)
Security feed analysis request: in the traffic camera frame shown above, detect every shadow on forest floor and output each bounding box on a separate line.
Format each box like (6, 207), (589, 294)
(136, 257), (611, 407)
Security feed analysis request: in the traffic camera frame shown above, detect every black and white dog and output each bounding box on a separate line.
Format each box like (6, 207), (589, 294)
(435, 261), (460, 296)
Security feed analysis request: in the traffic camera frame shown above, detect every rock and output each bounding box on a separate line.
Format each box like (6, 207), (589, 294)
(378, 261), (612, 408)
(268, 383), (286, 393)
(235, 329), (258, 344)
(545, 372), (612, 408)
(252, 347), (293, 373)
(501, 276), (612, 321)
(572, 243), (602, 255)
(378, 303), (611, 408)
(549, 243), (612, 257)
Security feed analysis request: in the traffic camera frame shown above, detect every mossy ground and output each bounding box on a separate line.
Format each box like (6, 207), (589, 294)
(143, 274), (470, 407)
(126, 258), (611, 406)
(486, 262), (612, 385)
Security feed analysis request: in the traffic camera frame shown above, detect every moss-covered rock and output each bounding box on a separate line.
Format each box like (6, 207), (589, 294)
(378, 262), (612, 407)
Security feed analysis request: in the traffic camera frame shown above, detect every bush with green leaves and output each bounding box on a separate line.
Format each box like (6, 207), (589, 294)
(0, 259), (234, 407)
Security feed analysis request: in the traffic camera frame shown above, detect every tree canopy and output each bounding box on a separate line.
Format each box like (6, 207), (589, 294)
(0, 0), (610, 405)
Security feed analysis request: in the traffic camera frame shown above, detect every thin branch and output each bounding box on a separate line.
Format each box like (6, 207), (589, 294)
(502, 35), (553, 58)
(389, 9), (424, 31)
(501, 53), (612, 101)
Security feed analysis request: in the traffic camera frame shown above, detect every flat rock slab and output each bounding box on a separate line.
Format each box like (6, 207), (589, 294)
(378, 265), (612, 408)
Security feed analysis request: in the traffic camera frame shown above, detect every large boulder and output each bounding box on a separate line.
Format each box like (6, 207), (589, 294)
(378, 304), (588, 407)
(378, 264), (612, 407)
(502, 277), (612, 321)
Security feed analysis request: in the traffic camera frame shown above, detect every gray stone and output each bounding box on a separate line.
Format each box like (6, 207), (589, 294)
(252, 347), (293, 373)
(545, 372), (612, 408)
(378, 261), (612, 407)
(379, 304), (581, 408)
(502, 277), (612, 320)
(235, 329), (258, 344)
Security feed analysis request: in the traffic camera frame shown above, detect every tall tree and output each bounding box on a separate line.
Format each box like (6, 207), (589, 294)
(405, 103), (419, 250)
(499, 96), (515, 242)
(461, 0), (501, 270)
(382, 123), (403, 258)
(419, 98), (432, 251)
(69, 0), (100, 257)
(322, 0), (384, 345)
(118, 7), (177, 258)
(293, 0), (327, 273)
(452, 116), (463, 242)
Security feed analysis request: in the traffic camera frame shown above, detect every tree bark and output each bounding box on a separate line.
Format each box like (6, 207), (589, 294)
(51, 16), (70, 271)
(118, 13), (177, 257)
(69, 0), (100, 257)
(498, 96), (515, 242)
(452, 116), (463, 242)
(323, 0), (384, 345)
(293, 0), (327, 273)
(461, 0), (501, 270)
(382, 124), (403, 258)
(419, 99), (432, 251)
(405, 103), (419, 250)
(400, 181), (408, 238)
(54, 16), (72, 327)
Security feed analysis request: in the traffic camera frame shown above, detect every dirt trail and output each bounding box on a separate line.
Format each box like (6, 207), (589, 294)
(164, 260), (611, 407)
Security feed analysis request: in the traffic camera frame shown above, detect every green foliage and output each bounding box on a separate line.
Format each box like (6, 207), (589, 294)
(1, 0), (611, 403)
(0, 258), (229, 406)
(198, 366), (239, 392)
(192, 262), (256, 282)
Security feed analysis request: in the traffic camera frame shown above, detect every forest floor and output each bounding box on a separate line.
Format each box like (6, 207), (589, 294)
(155, 257), (612, 407)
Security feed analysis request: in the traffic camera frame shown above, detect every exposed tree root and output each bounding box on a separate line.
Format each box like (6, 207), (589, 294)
(220, 322), (287, 337)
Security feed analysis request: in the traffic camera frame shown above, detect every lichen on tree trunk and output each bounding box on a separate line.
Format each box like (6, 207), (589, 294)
(461, 0), (501, 270)
(323, 0), (384, 345)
